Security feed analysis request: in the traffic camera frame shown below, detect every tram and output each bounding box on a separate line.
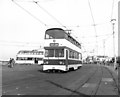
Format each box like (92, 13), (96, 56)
(16, 50), (44, 65)
(43, 28), (82, 72)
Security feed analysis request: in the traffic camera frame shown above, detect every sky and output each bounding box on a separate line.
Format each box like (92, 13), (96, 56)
(0, 0), (118, 61)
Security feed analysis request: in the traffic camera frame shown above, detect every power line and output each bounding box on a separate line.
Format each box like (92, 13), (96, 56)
(88, 0), (98, 55)
(12, 0), (48, 27)
(0, 40), (41, 44)
(80, 33), (113, 39)
(0, 43), (40, 47)
(0, 40), (43, 48)
(46, 21), (110, 28)
(88, 0), (96, 29)
(33, 1), (67, 29)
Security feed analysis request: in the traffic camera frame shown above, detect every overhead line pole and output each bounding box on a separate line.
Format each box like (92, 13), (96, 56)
(111, 19), (116, 70)
(111, 0), (115, 20)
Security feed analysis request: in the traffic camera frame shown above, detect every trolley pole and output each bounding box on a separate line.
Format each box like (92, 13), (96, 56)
(111, 19), (116, 70)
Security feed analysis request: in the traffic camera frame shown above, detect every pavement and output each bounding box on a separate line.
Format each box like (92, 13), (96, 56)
(104, 64), (118, 75)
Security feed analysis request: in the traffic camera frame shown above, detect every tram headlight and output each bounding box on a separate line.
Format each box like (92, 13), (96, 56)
(59, 61), (65, 65)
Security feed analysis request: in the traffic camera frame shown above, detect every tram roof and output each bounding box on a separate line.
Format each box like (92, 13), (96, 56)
(46, 28), (66, 39)
(45, 28), (81, 48)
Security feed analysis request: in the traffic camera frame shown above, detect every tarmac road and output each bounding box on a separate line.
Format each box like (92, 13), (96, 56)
(2, 63), (118, 96)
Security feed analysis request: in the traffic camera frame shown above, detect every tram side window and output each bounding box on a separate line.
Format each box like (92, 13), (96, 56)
(69, 51), (80, 59)
(55, 49), (64, 57)
(69, 51), (72, 58)
(74, 52), (77, 59)
(45, 49), (54, 57)
(77, 53), (79, 59)
(69, 51), (75, 58)
(72, 52), (74, 58)
(27, 57), (33, 60)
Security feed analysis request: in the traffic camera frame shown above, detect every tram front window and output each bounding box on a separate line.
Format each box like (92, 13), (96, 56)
(45, 49), (64, 57)
(45, 49), (54, 57)
(55, 49), (64, 57)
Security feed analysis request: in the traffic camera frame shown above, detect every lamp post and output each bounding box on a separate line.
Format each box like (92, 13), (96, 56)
(111, 19), (116, 69)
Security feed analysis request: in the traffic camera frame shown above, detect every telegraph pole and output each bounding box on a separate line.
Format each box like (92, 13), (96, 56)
(111, 19), (116, 69)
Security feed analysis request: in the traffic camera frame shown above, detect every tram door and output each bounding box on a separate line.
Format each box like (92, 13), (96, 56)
(34, 58), (38, 64)
(66, 50), (68, 65)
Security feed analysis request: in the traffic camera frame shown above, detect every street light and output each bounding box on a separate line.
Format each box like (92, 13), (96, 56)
(110, 19), (116, 69)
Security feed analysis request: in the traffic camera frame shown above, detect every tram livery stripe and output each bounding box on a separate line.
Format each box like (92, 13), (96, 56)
(44, 59), (82, 65)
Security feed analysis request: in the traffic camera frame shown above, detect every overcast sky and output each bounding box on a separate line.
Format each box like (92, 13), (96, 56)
(0, 0), (118, 60)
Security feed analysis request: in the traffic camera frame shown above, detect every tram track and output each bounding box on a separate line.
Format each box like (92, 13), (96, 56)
(90, 64), (103, 96)
(67, 65), (100, 96)
(2, 65), (96, 95)
(68, 64), (117, 96)
(68, 64), (118, 96)
(3, 64), (118, 95)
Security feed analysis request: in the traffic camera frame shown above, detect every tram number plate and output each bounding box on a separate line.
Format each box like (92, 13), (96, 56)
(50, 43), (59, 47)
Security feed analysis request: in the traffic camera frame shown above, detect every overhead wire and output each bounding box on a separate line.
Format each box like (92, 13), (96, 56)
(10, 0), (115, 54)
(88, 0), (98, 55)
(80, 33), (113, 39)
(33, 1), (67, 29)
(12, 0), (48, 27)
(46, 21), (110, 28)
(0, 41), (41, 47)
(0, 40), (41, 44)
(0, 43), (40, 47)
(0, 39), (43, 48)
(87, 0), (97, 34)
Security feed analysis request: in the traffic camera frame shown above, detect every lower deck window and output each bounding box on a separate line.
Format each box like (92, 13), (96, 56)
(45, 49), (54, 57)
(55, 49), (64, 57)
(45, 49), (64, 57)
(69, 50), (80, 59)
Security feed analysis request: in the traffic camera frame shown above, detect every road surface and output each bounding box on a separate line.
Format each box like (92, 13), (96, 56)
(2, 63), (118, 96)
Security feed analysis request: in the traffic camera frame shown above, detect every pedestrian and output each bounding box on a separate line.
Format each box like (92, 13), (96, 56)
(11, 58), (15, 67)
(8, 58), (12, 68)
(8, 58), (15, 68)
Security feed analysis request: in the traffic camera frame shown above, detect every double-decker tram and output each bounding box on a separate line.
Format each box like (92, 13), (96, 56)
(43, 28), (82, 72)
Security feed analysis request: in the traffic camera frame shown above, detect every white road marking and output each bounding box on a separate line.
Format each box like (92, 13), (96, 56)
(16, 87), (19, 90)
(102, 78), (113, 82)
(82, 83), (97, 88)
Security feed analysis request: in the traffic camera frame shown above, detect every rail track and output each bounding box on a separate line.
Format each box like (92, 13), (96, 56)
(68, 64), (118, 96)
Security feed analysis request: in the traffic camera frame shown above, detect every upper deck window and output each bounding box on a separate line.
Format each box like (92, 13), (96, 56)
(45, 28), (66, 39)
